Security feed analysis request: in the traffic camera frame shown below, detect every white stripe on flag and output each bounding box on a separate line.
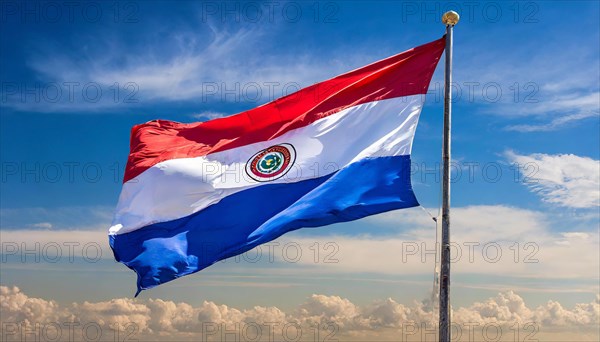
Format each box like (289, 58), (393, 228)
(110, 95), (423, 235)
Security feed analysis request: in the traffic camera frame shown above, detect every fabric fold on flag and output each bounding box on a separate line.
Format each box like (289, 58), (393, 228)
(109, 36), (445, 295)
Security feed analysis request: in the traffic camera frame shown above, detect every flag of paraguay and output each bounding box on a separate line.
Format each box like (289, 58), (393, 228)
(109, 37), (445, 295)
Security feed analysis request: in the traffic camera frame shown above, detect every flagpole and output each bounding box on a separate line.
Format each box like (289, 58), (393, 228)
(439, 10), (459, 342)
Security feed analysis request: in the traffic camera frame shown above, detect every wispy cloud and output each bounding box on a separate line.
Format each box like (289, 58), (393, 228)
(189, 111), (230, 121)
(0, 206), (112, 230)
(280, 205), (600, 286)
(29, 222), (53, 230)
(506, 110), (599, 132)
(506, 151), (600, 208)
(3, 20), (363, 113)
(455, 35), (600, 131)
(2, 205), (598, 288)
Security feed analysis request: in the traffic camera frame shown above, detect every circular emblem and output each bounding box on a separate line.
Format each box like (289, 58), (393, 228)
(245, 143), (296, 182)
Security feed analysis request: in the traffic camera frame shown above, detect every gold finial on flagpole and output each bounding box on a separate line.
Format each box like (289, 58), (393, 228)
(442, 11), (460, 26)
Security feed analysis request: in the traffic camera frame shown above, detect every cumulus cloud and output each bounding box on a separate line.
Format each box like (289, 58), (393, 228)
(1, 286), (598, 341)
(296, 294), (362, 329)
(506, 151), (600, 208)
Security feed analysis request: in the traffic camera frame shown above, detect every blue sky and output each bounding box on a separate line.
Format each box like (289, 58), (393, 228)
(1, 1), (599, 340)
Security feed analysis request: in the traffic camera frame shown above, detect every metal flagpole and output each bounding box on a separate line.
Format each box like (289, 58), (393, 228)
(439, 10), (459, 342)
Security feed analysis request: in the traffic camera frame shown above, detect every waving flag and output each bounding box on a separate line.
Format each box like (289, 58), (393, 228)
(109, 37), (445, 294)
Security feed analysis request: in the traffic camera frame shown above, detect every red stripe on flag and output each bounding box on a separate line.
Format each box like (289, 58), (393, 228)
(123, 37), (445, 183)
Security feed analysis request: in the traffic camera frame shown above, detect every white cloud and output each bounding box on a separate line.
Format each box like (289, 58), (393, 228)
(1, 286), (598, 341)
(269, 205), (598, 289)
(455, 36), (599, 131)
(189, 111), (230, 121)
(1, 205), (598, 288)
(509, 92), (600, 118)
(30, 222), (52, 229)
(5, 23), (364, 113)
(499, 89), (599, 132)
(561, 232), (590, 240)
(296, 294), (362, 329)
(506, 110), (600, 132)
(506, 151), (600, 208)
(0, 206), (112, 230)
(1, 206), (598, 338)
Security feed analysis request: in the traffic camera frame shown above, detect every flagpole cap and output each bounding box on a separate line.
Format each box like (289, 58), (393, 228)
(442, 11), (460, 26)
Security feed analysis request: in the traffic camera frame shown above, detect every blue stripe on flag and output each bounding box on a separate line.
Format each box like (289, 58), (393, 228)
(110, 155), (418, 294)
